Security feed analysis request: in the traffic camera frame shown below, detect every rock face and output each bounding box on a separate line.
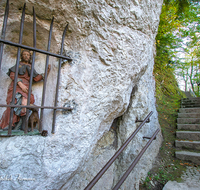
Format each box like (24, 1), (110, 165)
(163, 166), (200, 190)
(0, 0), (163, 189)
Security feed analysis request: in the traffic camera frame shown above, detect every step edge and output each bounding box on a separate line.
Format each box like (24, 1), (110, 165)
(175, 151), (200, 156)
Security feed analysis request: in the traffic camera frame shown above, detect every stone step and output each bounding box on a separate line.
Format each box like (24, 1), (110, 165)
(179, 108), (200, 113)
(181, 101), (200, 104)
(181, 104), (200, 108)
(176, 131), (200, 141)
(181, 103), (200, 105)
(175, 140), (200, 150)
(181, 98), (200, 104)
(181, 97), (200, 101)
(177, 118), (200, 124)
(177, 124), (200, 131)
(181, 100), (200, 104)
(178, 113), (200, 118)
(182, 97), (200, 100)
(181, 97), (200, 100)
(175, 151), (200, 164)
(181, 102), (200, 105)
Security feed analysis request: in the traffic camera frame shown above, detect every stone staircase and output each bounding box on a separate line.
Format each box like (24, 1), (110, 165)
(175, 97), (200, 164)
(180, 97), (200, 108)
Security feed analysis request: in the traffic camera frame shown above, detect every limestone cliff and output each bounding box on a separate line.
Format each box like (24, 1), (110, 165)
(0, 0), (163, 189)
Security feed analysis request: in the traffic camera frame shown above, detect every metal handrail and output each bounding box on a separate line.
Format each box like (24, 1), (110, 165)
(84, 111), (154, 190)
(112, 128), (160, 190)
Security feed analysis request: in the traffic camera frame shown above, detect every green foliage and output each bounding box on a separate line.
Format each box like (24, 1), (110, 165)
(140, 2), (199, 189)
(145, 1), (199, 189)
(175, 2), (200, 96)
(154, 64), (184, 119)
(154, 1), (186, 119)
(142, 167), (177, 189)
(154, 0), (200, 120)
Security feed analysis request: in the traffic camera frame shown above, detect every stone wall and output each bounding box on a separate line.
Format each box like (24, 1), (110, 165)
(0, 0), (163, 189)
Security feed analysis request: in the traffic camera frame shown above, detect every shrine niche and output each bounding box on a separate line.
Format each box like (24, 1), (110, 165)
(0, 0), (73, 136)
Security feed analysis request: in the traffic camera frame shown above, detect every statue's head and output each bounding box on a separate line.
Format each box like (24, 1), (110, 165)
(20, 50), (32, 64)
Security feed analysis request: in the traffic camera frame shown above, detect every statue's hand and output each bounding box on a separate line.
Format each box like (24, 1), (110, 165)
(18, 82), (28, 93)
(21, 86), (28, 93)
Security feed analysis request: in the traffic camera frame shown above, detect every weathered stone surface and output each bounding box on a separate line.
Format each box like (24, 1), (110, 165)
(178, 113), (200, 118)
(177, 118), (200, 124)
(175, 151), (200, 165)
(179, 108), (200, 113)
(0, 0), (163, 189)
(176, 131), (200, 141)
(181, 166), (200, 189)
(175, 101), (200, 164)
(163, 166), (200, 190)
(175, 140), (200, 150)
(163, 181), (200, 190)
(177, 124), (200, 131)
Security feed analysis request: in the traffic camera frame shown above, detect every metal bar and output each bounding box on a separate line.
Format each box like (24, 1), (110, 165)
(143, 136), (156, 140)
(0, 39), (72, 61)
(40, 17), (54, 132)
(112, 128), (160, 190)
(0, 104), (72, 110)
(135, 118), (150, 123)
(52, 24), (68, 134)
(24, 7), (36, 134)
(8, 3), (26, 135)
(0, 0), (9, 69)
(84, 111), (153, 190)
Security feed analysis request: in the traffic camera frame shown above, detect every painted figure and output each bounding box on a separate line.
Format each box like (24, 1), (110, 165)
(0, 50), (50, 130)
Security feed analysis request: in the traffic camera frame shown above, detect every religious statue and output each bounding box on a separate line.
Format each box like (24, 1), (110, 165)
(0, 50), (50, 130)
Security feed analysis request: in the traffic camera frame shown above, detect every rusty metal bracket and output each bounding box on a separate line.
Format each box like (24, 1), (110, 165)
(135, 117), (150, 123)
(112, 129), (160, 190)
(84, 111), (154, 190)
(143, 136), (156, 140)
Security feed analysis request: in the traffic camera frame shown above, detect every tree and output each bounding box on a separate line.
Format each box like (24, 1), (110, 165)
(155, 0), (200, 99)
(175, 1), (200, 96)
(153, 0), (199, 118)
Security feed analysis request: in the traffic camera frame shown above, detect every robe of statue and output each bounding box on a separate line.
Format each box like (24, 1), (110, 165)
(0, 62), (43, 129)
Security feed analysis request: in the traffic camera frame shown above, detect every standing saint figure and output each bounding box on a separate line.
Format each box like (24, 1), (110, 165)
(0, 50), (50, 130)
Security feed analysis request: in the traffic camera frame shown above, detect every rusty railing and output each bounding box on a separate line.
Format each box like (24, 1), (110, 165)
(0, 0), (72, 135)
(84, 111), (160, 190)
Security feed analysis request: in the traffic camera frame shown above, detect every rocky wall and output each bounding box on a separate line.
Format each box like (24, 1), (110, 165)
(0, 0), (163, 189)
